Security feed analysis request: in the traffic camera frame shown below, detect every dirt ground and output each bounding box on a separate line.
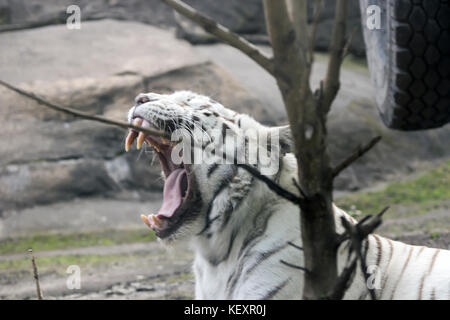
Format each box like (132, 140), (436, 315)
(1, 231), (448, 300)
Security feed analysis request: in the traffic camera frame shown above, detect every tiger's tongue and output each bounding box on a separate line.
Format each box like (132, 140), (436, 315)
(158, 168), (186, 218)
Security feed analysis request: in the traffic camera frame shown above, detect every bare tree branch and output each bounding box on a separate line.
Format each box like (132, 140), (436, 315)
(264, 0), (341, 300)
(237, 164), (303, 205)
(342, 26), (358, 59)
(280, 259), (309, 272)
(326, 255), (357, 300)
(0, 79), (171, 139)
(309, 0), (324, 64)
(332, 136), (382, 178)
(292, 178), (307, 198)
(160, 0), (274, 74)
(28, 248), (43, 300)
(286, 0), (309, 61)
(263, 0), (310, 97)
(287, 241), (304, 251)
(322, 0), (349, 112)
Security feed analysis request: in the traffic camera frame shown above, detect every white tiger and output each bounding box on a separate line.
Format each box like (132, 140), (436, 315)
(124, 90), (450, 300)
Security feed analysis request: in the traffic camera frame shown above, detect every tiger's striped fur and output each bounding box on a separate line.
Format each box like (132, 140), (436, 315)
(128, 91), (450, 300)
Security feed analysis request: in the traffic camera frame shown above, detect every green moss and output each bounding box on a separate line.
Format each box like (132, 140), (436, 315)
(0, 229), (156, 255)
(336, 160), (450, 219)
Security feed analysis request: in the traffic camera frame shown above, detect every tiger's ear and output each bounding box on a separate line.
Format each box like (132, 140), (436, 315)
(272, 125), (293, 155)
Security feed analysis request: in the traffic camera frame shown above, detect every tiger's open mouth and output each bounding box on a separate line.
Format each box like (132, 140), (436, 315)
(125, 117), (197, 238)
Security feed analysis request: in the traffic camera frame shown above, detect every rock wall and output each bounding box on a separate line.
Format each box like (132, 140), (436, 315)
(0, 0), (366, 56)
(0, 21), (272, 213)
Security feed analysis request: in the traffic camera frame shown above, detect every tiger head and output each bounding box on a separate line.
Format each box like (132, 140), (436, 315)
(125, 91), (291, 241)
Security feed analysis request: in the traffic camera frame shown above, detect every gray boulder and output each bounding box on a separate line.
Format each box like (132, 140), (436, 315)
(0, 0), (366, 57)
(0, 20), (273, 211)
(0, 0), (175, 30)
(175, 0), (366, 56)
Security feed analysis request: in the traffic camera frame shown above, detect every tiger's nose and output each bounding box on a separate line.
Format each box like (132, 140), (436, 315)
(136, 96), (158, 106)
(135, 93), (160, 105)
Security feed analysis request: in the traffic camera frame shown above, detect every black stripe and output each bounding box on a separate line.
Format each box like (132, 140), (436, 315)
(221, 123), (229, 142)
(227, 241), (289, 296)
(219, 175), (254, 232)
(207, 163), (220, 177)
(202, 138), (214, 150)
(197, 173), (233, 235)
(261, 278), (290, 300)
(225, 206), (275, 295)
(244, 242), (290, 280)
(208, 228), (239, 266)
(238, 208), (275, 259)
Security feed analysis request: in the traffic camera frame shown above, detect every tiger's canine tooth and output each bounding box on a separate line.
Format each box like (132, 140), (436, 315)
(133, 118), (143, 126)
(125, 130), (138, 152)
(151, 214), (163, 228)
(140, 214), (151, 228)
(136, 131), (146, 150)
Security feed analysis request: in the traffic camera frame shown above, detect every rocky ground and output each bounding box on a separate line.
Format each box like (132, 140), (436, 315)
(0, 19), (449, 300)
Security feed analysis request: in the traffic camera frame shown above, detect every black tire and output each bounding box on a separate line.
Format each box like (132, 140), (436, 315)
(360, 0), (450, 130)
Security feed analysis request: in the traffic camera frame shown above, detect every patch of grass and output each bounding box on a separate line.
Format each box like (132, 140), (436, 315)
(430, 232), (441, 239)
(336, 160), (450, 218)
(0, 253), (145, 273)
(166, 272), (194, 284)
(377, 218), (450, 239)
(0, 229), (157, 255)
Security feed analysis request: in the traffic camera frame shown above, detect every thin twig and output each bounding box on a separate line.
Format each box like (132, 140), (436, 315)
(332, 136), (382, 178)
(292, 178), (307, 198)
(326, 255), (357, 300)
(342, 26), (358, 59)
(280, 260), (309, 272)
(287, 241), (304, 251)
(237, 164), (303, 205)
(160, 0), (274, 74)
(0, 79), (171, 139)
(28, 248), (43, 300)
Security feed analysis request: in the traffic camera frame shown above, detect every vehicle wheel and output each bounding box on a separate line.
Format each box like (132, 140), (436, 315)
(360, 0), (450, 130)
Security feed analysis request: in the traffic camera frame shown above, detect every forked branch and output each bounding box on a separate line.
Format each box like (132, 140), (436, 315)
(327, 206), (389, 300)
